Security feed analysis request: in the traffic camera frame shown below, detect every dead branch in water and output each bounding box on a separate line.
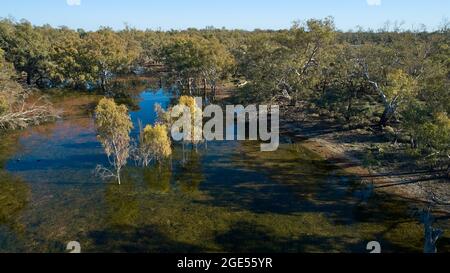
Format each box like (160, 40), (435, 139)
(94, 165), (118, 182)
(0, 95), (60, 130)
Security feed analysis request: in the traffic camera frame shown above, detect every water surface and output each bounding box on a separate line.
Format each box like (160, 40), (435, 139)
(0, 88), (448, 253)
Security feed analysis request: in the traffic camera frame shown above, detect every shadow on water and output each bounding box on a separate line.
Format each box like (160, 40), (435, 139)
(214, 220), (362, 253)
(197, 142), (357, 216)
(88, 225), (205, 253)
(0, 86), (448, 253)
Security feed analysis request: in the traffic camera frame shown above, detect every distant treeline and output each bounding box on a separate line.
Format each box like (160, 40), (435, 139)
(0, 18), (449, 167)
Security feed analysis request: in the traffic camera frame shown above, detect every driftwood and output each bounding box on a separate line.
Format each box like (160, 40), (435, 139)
(0, 96), (59, 130)
(94, 165), (118, 182)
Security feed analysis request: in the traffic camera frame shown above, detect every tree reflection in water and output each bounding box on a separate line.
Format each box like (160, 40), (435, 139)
(144, 163), (172, 194)
(175, 150), (205, 194)
(105, 172), (140, 227)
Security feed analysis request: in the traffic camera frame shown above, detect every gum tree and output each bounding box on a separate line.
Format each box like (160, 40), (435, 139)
(95, 98), (133, 184)
(365, 69), (417, 127)
(82, 28), (141, 91)
(136, 123), (172, 167)
(0, 19), (52, 86)
(162, 35), (234, 95)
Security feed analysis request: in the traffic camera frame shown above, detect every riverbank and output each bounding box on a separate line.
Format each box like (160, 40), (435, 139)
(278, 106), (450, 215)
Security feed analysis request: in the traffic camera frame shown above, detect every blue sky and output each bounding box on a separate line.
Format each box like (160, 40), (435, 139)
(0, 0), (448, 31)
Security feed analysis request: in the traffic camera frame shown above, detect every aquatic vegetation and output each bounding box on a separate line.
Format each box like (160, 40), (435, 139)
(0, 171), (30, 233)
(144, 164), (172, 194)
(174, 151), (204, 194)
(105, 173), (140, 227)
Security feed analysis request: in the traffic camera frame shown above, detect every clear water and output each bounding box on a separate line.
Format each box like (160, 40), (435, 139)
(0, 88), (448, 253)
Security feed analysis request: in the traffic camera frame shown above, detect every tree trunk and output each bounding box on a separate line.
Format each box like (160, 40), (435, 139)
(346, 95), (353, 120)
(187, 78), (191, 95)
(211, 80), (217, 99)
(422, 209), (443, 253)
(379, 103), (396, 127)
(117, 167), (121, 185)
(100, 70), (110, 92)
(203, 78), (207, 97)
(26, 72), (33, 85)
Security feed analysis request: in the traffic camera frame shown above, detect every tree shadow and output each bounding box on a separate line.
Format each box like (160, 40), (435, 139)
(88, 225), (206, 253)
(214, 220), (362, 253)
(197, 146), (365, 225)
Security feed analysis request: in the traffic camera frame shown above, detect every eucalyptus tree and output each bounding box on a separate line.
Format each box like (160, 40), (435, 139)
(237, 18), (336, 103)
(162, 34), (234, 95)
(95, 98), (133, 185)
(44, 27), (88, 88)
(82, 28), (141, 91)
(135, 123), (172, 167)
(0, 19), (52, 86)
(0, 48), (17, 115)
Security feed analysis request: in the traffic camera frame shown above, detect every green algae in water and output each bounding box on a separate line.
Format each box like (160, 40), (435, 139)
(0, 90), (448, 253)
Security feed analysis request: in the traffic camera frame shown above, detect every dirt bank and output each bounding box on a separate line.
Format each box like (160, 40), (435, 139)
(279, 112), (450, 215)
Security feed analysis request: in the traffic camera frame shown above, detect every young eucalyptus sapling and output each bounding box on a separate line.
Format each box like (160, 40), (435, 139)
(94, 98), (133, 185)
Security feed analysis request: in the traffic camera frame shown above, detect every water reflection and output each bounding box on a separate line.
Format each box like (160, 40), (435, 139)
(175, 150), (205, 194)
(144, 164), (172, 194)
(105, 172), (140, 227)
(0, 87), (448, 253)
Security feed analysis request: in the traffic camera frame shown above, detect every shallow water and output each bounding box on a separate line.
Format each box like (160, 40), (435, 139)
(0, 88), (448, 253)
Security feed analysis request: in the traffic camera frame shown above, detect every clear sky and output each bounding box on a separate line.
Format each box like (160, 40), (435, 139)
(0, 0), (448, 31)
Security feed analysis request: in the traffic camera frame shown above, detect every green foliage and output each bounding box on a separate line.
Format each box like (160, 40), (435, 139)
(162, 35), (235, 92)
(0, 20), (53, 86)
(95, 98), (133, 184)
(416, 112), (450, 161)
(237, 18), (337, 102)
(0, 47), (22, 105)
(82, 28), (141, 90)
(0, 17), (448, 168)
(137, 124), (172, 166)
(385, 69), (417, 102)
(0, 20), (142, 90)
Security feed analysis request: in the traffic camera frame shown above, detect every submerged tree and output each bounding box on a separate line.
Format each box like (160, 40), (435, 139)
(177, 96), (203, 147)
(156, 96), (203, 162)
(95, 98), (133, 185)
(136, 123), (172, 167)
